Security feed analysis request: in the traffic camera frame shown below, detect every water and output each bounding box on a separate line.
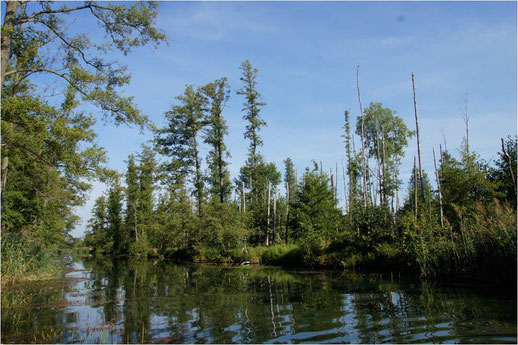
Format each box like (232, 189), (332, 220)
(2, 258), (516, 344)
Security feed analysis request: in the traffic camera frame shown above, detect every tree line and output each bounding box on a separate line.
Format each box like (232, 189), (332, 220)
(1, 1), (515, 282)
(84, 61), (516, 280)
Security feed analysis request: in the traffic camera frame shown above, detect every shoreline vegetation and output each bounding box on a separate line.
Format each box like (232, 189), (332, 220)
(1, 3), (516, 287)
(78, 61), (516, 285)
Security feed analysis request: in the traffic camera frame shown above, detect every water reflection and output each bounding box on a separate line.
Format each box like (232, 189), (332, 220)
(2, 258), (516, 344)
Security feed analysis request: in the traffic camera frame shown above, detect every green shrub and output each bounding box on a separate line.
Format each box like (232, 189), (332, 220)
(260, 244), (302, 266)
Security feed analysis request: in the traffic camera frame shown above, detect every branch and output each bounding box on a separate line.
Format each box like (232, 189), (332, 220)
(34, 19), (110, 74)
(15, 4), (93, 24)
(4, 67), (90, 99)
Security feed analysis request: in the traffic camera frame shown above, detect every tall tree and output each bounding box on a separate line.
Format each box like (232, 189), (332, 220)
(490, 136), (517, 209)
(236, 60), (267, 202)
(284, 157), (297, 244)
(84, 195), (110, 253)
(202, 78), (232, 203)
(157, 85), (206, 216)
(125, 155), (139, 244)
(1, 85), (106, 243)
(136, 145), (156, 237)
(107, 176), (124, 255)
(357, 102), (413, 205)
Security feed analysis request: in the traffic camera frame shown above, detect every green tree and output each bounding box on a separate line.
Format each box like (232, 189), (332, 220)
(157, 85), (205, 216)
(356, 102), (413, 206)
(236, 60), (267, 202)
(283, 157), (297, 244)
(84, 195), (111, 254)
(1, 1), (166, 122)
(136, 145), (156, 236)
(290, 163), (342, 260)
(202, 78), (232, 203)
(439, 150), (497, 230)
(1, 87), (105, 243)
(106, 176), (124, 255)
(490, 136), (517, 209)
(125, 155), (139, 247)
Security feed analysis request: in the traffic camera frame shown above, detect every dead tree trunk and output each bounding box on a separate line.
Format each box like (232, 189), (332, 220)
(329, 169), (336, 201)
(335, 162), (338, 204)
(341, 158), (347, 212)
(412, 73), (426, 205)
(285, 182), (289, 245)
(266, 181), (271, 246)
(273, 193), (277, 244)
(433, 147), (444, 227)
(357, 65), (368, 208)
(414, 156), (418, 219)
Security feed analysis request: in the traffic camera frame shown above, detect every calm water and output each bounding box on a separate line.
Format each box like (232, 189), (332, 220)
(2, 258), (516, 344)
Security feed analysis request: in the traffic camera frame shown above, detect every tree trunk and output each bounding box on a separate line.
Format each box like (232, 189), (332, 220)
(217, 131), (224, 203)
(341, 159), (347, 213)
(285, 181), (289, 245)
(412, 73), (426, 205)
(414, 156), (418, 219)
(0, 154), (8, 204)
(273, 192), (276, 244)
(335, 162), (338, 204)
(357, 66), (368, 208)
(330, 169), (335, 203)
(193, 135), (203, 216)
(433, 147), (444, 227)
(266, 181), (271, 246)
(242, 181), (246, 212)
(1, 1), (20, 86)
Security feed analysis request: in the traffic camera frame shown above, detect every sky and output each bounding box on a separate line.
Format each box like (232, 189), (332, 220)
(16, 1), (516, 238)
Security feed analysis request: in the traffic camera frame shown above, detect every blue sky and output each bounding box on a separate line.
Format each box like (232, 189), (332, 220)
(22, 1), (516, 238)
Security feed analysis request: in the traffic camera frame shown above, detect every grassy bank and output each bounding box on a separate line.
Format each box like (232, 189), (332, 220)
(1, 235), (65, 285)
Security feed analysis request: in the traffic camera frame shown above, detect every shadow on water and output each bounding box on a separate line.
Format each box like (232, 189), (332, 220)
(2, 257), (516, 344)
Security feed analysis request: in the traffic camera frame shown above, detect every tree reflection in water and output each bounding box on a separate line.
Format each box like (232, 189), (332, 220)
(2, 258), (516, 344)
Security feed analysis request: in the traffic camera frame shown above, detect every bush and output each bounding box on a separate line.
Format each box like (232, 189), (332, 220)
(260, 244), (303, 266)
(194, 246), (224, 263)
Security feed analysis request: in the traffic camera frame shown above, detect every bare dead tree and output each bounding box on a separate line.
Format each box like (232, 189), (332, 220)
(357, 66), (368, 208)
(412, 73), (426, 205)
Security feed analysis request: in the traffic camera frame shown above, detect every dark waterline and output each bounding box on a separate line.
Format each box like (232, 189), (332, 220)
(2, 258), (516, 344)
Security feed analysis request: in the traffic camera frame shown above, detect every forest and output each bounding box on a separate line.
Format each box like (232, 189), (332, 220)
(1, 1), (516, 286)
